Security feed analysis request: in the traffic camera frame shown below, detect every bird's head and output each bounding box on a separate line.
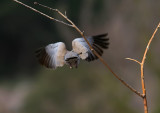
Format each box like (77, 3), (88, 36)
(64, 51), (80, 68)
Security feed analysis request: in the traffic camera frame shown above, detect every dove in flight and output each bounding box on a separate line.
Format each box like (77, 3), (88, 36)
(35, 33), (109, 69)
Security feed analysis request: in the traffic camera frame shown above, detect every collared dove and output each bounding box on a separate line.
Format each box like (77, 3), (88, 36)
(35, 33), (109, 69)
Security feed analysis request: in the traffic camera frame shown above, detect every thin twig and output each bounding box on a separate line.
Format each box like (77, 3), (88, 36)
(141, 23), (160, 64)
(140, 22), (160, 113)
(34, 2), (76, 28)
(13, 0), (143, 97)
(13, 0), (73, 27)
(125, 58), (141, 65)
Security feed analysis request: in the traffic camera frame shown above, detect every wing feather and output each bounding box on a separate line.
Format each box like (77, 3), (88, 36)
(72, 33), (109, 62)
(35, 42), (67, 69)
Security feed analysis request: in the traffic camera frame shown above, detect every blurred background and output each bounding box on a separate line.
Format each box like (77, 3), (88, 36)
(0, 0), (160, 113)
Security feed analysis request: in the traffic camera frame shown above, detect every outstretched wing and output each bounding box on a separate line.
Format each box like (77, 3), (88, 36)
(35, 42), (67, 69)
(72, 33), (109, 62)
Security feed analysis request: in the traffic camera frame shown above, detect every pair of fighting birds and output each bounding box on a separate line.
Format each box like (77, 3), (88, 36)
(35, 33), (109, 69)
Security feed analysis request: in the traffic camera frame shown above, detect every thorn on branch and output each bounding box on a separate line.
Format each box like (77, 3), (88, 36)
(55, 9), (58, 12)
(158, 23), (160, 27)
(142, 94), (146, 98)
(146, 45), (149, 50)
(34, 2), (38, 5)
(82, 31), (84, 35)
(65, 11), (67, 16)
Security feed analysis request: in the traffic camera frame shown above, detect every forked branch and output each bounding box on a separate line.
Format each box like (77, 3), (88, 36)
(126, 23), (160, 113)
(13, 1), (160, 113)
(140, 22), (160, 113)
(13, 0), (142, 97)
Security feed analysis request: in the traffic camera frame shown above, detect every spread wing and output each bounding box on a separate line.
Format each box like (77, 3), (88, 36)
(72, 33), (109, 62)
(35, 42), (67, 69)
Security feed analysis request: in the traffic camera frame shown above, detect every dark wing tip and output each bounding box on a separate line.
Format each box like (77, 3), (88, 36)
(85, 33), (109, 62)
(35, 48), (46, 65)
(85, 52), (98, 62)
(92, 33), (109, 49)
(35, 47), (53, 68)
(92, 33), (108, 38)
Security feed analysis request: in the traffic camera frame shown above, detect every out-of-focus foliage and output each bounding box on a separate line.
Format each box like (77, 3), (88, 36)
(22, 65), (136, 113)
(0, 0), (160, 113)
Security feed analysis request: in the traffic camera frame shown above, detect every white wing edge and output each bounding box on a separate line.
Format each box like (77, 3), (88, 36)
(72, 38), (89, 60)
(36, 42), (67, 69)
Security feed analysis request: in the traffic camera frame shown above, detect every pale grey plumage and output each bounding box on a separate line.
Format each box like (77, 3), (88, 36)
(35, 33), (109, 69)
(35, 42), (67, 69)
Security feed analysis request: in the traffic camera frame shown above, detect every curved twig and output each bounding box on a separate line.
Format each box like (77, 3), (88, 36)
(125, 58), (141, 65)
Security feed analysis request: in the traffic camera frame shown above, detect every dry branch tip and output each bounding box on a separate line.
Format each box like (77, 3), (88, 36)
(125, 58), (141, 65)
(140, 22), (160, 113)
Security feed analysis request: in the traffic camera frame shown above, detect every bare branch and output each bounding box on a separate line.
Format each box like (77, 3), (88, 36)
(125, 58), (141, 65)
(34, 2), (75, 28)
(141, 22), (160, 64)
(33, 2), (143, 97)
(140, 22), (160, 113)
(13, 0), (143, 98)
(13, 0), (73, 27)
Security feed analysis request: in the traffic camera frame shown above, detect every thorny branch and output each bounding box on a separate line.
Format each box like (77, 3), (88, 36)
(13, 0), (142, 97)
(13, 1), (160, 113)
